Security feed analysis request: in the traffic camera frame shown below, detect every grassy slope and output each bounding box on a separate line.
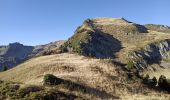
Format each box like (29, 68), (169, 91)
(0, 53), (170, 99)
(145, 24), (170, 33)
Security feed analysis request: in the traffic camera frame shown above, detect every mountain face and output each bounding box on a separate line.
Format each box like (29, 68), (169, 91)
(61, 18), (148, 58)
(0, 41), (65, 69)
(60, 17), (170, 78)
(0, 43), (34, 69)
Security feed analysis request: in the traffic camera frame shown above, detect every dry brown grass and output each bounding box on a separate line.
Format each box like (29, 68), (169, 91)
(0, 53), (170, 99)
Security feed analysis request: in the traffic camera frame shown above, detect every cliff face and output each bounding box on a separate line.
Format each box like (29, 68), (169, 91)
(128, 39), (170, 70)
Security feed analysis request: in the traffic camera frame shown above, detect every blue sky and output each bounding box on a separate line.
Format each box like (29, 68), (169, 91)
(0, 0), (170, 46)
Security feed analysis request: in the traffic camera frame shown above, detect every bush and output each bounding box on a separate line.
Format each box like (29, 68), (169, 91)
(143, 74), (149, 83)
(43, 74), (64, 85)
(126, 61), (134, 71)
(18, 86), (43, 98)
(158, 75), (170, 92)
(143, 75), (157, 87)
(2, 66), (8, 71)
(151, 77), (157, 86)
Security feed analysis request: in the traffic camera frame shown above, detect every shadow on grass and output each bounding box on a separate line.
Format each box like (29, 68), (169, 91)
(44, 76), (120, 99)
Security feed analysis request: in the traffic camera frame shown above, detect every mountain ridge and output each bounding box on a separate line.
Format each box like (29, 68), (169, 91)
(0, 41), (65, 69)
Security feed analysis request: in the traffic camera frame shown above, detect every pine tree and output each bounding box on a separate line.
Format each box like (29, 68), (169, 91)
(151, 77), (157, 86)
(2, 66), (8, 71)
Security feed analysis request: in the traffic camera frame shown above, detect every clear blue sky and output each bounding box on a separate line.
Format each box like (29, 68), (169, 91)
(0, 0), (170, 46)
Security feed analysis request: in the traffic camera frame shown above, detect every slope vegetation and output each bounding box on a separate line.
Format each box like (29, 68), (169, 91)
(0, 53), (170, 99)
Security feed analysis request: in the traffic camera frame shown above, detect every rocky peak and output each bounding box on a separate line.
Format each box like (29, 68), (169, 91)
(9, 42), (24, 47)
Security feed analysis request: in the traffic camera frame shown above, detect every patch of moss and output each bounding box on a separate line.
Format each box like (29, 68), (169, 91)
(126, 61), (135, 71)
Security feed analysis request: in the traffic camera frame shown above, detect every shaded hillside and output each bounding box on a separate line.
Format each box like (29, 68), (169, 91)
(0, 41), (65, 69)
(0, 42), (33, 69)
(0, 80), (80, 100)
(127, 39), (170, 79)
(61, 18), (148, 58)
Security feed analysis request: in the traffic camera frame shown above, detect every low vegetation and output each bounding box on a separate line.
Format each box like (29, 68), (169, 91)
(0, 79), (79, 100)
(43, 74), (64, 85)
(143, 74), (157, 87)
(145, 24), (170, 33)
(158, 75), (170, 92)
(140, 74), (170, 93)
(126, 61), (135, 71)
(2, 66), (8, 71)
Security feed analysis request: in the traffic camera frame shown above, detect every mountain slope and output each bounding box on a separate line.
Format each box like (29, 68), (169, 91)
(0, 41), (65, 69)
(61, 18), (148, 58)
(30, 40), (65, 57)
(0, 43), (34, 69)
(60, 18), (170, 93)
(61, 18), (170, 64)
(0, 53), (169, 99)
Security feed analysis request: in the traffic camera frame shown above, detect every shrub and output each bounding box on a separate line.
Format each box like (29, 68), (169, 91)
(126, 61), (134, 71)
(151, 77), (157, 86)
(158, 75), (170, 92)
(60, 45), (68, 52)
(2, 66), (8, 71)
(43, 74), (64, 85)
(143, 75), (157, 87)
(143, 74), (150, 84)
(18, 86), (43, 98)
(0, 80), (20, 99)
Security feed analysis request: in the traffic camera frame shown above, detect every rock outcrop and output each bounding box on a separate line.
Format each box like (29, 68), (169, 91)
(128, 39), (170, 70)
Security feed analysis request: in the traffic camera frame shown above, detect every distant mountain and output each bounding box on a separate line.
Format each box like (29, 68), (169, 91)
(0, 42), (33, 69)
(30, 40), (65, 57)
(0, 41), (65, 69)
